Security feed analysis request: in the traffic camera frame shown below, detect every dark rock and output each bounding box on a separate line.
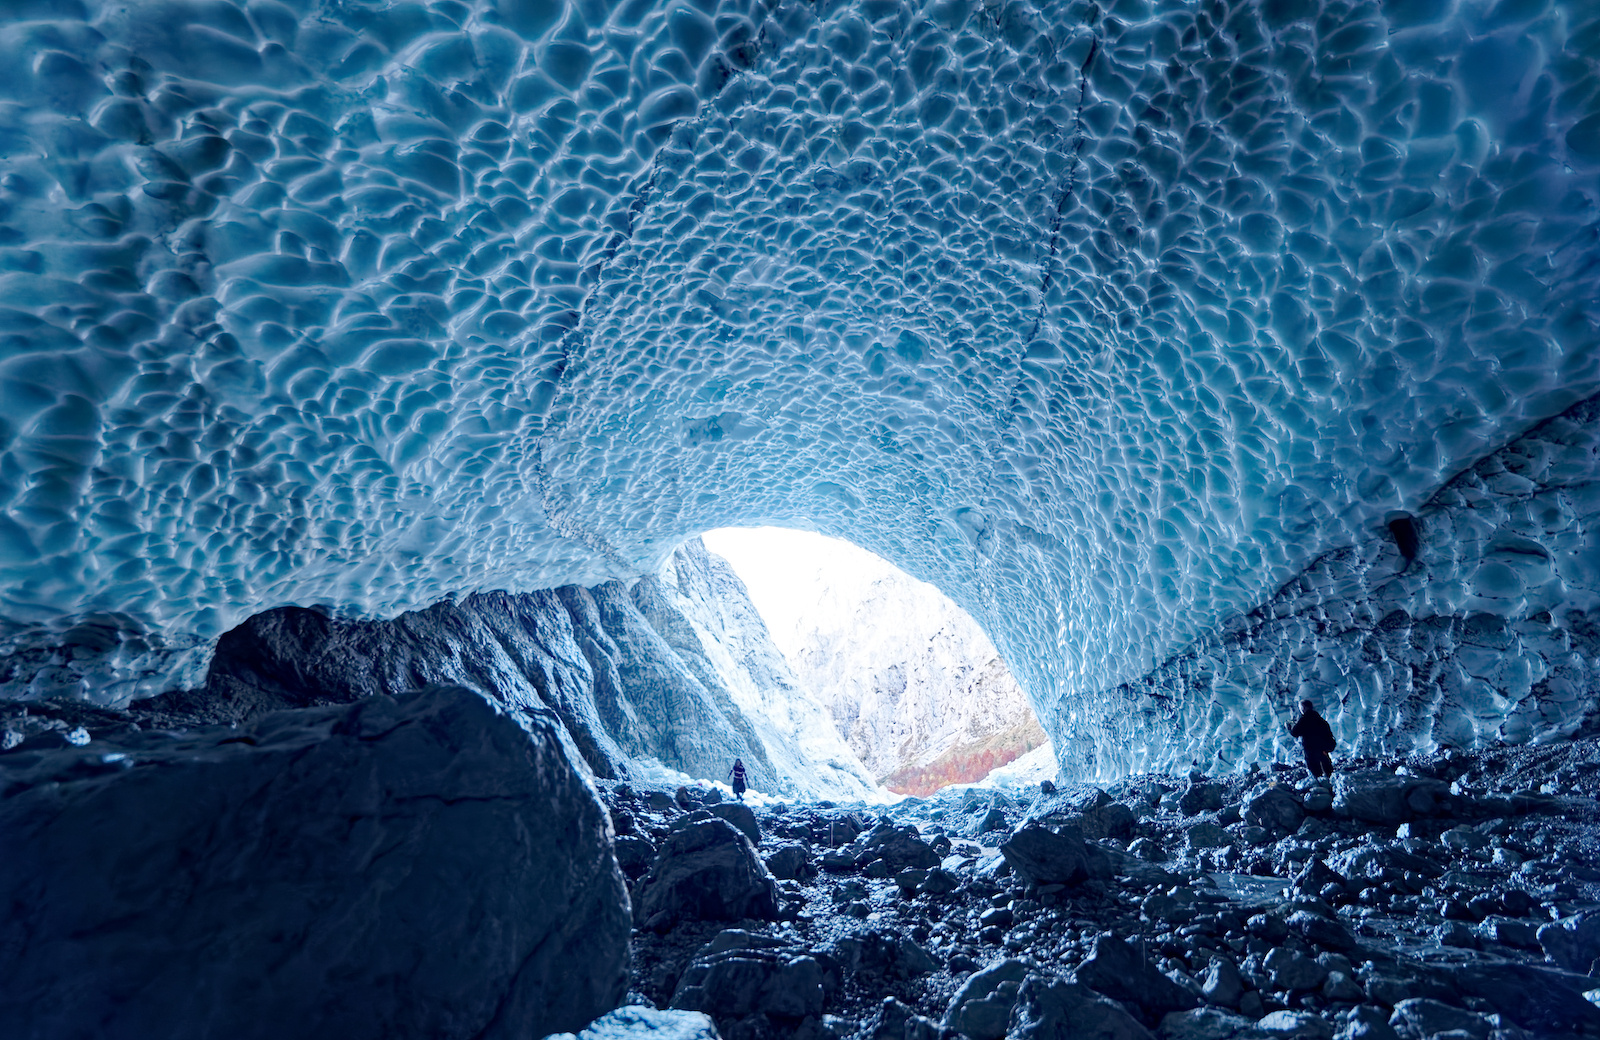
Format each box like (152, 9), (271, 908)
(0, 685), (630, 1040)
(1243, 785), (1305, 833)
(1328, 844), (1441, 885)
(671, 944), (830, 1022)
(710, 802), (762, 844)
(1291, 859), (1348, 898)
(896, 868), (930, 895)
(1538, 911), (1600, 974)
(1451, 962), (1600, 1036)
(1339, 1005), (1399, 1040)
(820, 848), (858, 872)
(1246, 913), (1289, 943)
(919, 868), (960, 895)
(1386, 999), (1492, 1040)
(1010, 972), (1153, 1040)
(633, 818), (780, 930)
(1200, 957), (1244, 1008)
(1264, 948), (1327, 992)
(828, 927), (940, 980)
(1301, 784), (1333, 813)
(1286, 910), (1357, 953)
(849, 823), (942, 872)
(976, 806), (1010, 834)
(1155, 1007), (1264, 1039)
(867, 996), (942, 1040)
(942, 958), (1030, 1040)
(615, 834), (660, 879)
(1332, 773), (1452, 825)
(1186, 822), (1233, 850)
(764, 843), (815, 882)
(1179, 782), (1225, 816)
(1055, 790), (1139, 841)
(1072, 934), (1199, 1024)
(1001, 824), (1109, 886)
(980, 905), (1015, 928)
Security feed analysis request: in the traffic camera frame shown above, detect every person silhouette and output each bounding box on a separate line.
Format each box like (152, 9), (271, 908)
(1287, 699), (1336, 778)
(728, 758), (748, 801)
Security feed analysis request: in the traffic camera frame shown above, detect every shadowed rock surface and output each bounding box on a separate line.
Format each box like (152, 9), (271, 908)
(0, 685), (629, 1040)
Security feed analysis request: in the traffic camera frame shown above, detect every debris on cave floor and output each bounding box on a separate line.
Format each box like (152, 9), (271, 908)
(599, 737), (1600, 1040)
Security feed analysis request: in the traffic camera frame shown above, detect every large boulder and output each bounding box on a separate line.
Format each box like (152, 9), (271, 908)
(0, 685), (630, 1040)
(1070, 934), (1199, 1025)
(1331, 772), (1452, 825)
(849, 823), (942, 872)
(1451, 963), (1600, 1037)
(943, 959), (1030, 1040)
(671, 941), (831, 1024)
(1538, 911), (1600, 974)
(1052, 790), (1138, 841)
(633, 818), (780, 930)
(1000, 824), (1110, 886)
(1009, 973), (1153, 1040)
(1242, 786), (1304, 833)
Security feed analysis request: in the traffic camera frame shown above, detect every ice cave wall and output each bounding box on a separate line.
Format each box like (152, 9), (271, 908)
(1068, 393), (1600, 779)
(0, 0), (1597, 775)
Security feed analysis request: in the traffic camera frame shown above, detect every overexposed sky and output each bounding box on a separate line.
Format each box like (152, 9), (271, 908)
(700, 527), (908, 658)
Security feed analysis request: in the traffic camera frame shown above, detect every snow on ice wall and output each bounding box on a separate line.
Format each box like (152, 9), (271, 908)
(0, 0), (1597, 771)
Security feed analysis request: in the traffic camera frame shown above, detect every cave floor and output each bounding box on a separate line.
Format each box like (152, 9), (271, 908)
(609, 736), (1600, 1040)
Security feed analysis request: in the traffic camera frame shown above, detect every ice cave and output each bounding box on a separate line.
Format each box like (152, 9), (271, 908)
(1, 0), (1599, 1036)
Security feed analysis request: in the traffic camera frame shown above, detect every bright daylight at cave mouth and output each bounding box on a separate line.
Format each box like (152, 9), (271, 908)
(1, 0), (1599, 1037)
(703, 526), (1050, 794)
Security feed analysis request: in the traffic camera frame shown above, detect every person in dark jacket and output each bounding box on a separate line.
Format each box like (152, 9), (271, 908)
(729, 758), (748, 801)
(1288, 699), (1336, 778)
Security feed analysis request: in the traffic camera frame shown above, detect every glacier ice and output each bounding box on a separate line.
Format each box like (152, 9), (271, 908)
(0, 0), (1598, 775)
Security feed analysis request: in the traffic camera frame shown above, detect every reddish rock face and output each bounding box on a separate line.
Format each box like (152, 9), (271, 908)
(882, 720), (1048, 796)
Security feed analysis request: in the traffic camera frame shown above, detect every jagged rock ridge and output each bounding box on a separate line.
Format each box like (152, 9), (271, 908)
(9, 540), (878, 802)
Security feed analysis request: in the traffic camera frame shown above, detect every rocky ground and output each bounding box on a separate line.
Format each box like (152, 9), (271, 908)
(601, 738), (1600, 1040)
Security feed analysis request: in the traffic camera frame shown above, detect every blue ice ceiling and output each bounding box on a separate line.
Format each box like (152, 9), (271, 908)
(0, 0), (1597, 757)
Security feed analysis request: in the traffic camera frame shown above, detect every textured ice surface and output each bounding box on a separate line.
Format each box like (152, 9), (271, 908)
(706, 526), (1043, 789)
(0, 0), (1597, 770)
(1075, 394), (1600, 778)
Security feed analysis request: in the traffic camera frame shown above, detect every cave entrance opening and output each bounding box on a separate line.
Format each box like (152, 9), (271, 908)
(700, 527), (1050, 796)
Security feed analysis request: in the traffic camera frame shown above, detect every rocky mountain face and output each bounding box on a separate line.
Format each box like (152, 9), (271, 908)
(765, 547), (1046, 794)
(2, 539), (877, 804)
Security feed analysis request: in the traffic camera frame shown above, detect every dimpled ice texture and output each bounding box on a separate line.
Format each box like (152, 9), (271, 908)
(0, 0), (1596, 770)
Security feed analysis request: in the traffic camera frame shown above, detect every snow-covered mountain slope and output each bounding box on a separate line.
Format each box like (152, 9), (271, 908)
(707, 529), (1046, 793)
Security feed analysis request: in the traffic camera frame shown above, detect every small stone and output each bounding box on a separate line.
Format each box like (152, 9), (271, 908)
(1256, 1010), (1334, 1038)
(1321, 971), (1364, 1003)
